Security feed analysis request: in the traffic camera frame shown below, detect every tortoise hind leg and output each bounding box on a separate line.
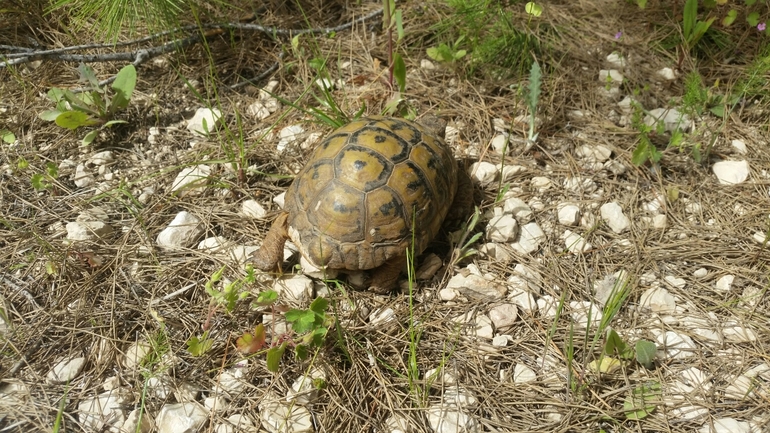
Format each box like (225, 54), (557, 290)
(252, 212), (290, 271)
(368, 256), (407, 294)
(444, 168), (475, 230)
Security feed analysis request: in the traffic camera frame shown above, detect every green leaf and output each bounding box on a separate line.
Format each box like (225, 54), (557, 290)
(47, 87), (66, 103)
(636, 0), (647, 7)
(291, 35), (300, 51)
(78, 63), (101, 90)
(631, 141), (649, 166)
(745, 0), (757, 6)
(110, 64), (136, 113)
(525, 2), (543, 17)
(604, 328), (627, 355)
(187, 333), (213, 356)
(709, 105), (724, 118)
(309, 297), (329, 316)
(393, 53), (406, 94)
(635, 340), (657, 369)
(82, 130), (99, 146)
(1, 129), (15, 144)
(56, 111), (98, 130)
(453, 49), (467, 60)
(395, 9), (404, 42)
(722, 9), (738, 26)
(747, 11), (760, 27)
(295, 344), (308, 360)
(528, 61), (542, 113)
(103, 120), (128, 128)
(624, 382), (661, 420)
(426, 47), (440, 61)
(287, 310), (316, 334)
(266, 343), (287, 372)
(31, 173), (47, 190)
(256, 290), (278, 306)
(46, 162), (59, 178)
(40, 110), (62, 121)
(683, 0), (697, 40)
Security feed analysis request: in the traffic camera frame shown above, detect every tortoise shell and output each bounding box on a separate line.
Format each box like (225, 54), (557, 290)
(284, 116), (458, 271)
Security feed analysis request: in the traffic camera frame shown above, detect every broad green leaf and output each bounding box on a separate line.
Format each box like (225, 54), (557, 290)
(236, 324), (266, 354)
(393, 53), (406, 94)
(745, 0), (757, 6)
(46, 162), (59, 178)
(636, 0), (647, 7)
(604, 328), (627, 355)
(82, 130), (99, 146)
(111, 64), (136, 112)
(709, 105), (724, 118)
(291, 35), (300, 51)
(635, 340), (657, 369)
(631, 141), (649, 166)
(683, 0), (697, 40)
(39, 110), (62, 121)
(187, 333), (213, 356)
(747, 11), (760, 27)
(309, 297), (329, 316)
(426, 47), (440, 61)
(453, 49), (467, 60)
(1, 129), (15, 143)
(624, 382), (660, 420)
(588, 357), (622, 374)
(78, 63), (101, 89)
(56, 111), (98, 130)
(267, 344), (287, 372)
(295, 344), (308, 360)
(256, 290), (278, 306)
(525, 2), (542, 17)
(722, 9), (738, 26)
(395, 9), (404, 42)
(31, 173), (47, 190)
(528, 61), (542, 113)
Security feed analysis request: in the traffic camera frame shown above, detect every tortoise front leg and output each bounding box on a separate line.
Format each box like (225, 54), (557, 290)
(252, 212), (290, 271)
(368, 255), (407, 294)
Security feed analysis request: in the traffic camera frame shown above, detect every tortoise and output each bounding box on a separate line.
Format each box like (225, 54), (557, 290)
(252, 115), (472, 293)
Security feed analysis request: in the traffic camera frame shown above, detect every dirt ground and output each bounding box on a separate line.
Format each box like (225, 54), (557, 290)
(1, 1), (769, 432)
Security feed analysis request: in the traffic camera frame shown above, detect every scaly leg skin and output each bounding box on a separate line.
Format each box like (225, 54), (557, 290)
(252, 212), (290, 272)
(368, 256), (407, 294)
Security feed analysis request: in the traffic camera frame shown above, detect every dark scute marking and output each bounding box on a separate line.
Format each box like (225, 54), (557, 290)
(407, 180), (423, 191)
(350, 126), (410, 162)
(405, 161), (430, 193)
(379, 197), (401, 216)
(322, 132), (350, 149)
(374, 134), (387, 143)
(333, 200), (351, 214)
(353, 160), (366, 170)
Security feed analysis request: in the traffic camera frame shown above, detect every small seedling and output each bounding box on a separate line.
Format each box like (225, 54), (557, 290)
(39, 63), (136, 146)
(526, 60), (541, 144)
(1, 129), (15, 144)
(449, 206), (483, 267)
(624, 382), (661, 420)
(682, 0), (715, 50)
(427, 35), (467, 64)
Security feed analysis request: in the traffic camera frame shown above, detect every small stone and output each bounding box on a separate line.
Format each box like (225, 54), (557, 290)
(247, 101), (270, 120)
(645, 108), (692, 133)
(260, 394), (313, 433)
(490, 134), (510, 153)
(78, 390), (131, 432)
(715, 275), (735, 291)
(123, 407), (155, 433)
(600, 202), (630, 233)
(563, 230), (591, 253)
(443, 386), (478, 409)
(439, 287), (459, 301)
(599, 69), (624, 84)
(557, 203), (580, 226)
(451, 312), (494, 339)
(66, 221), (114, 241)
(731, 139), (747, 154)
(537, 295), (558, 318)
(479, 242), (510, 261)
(511, 222), (545, 254)
(171, 164), (211, 195)
(501, 165), (526, 182)
(273, 275), (313, 305)
(575, 145), (612, 163)
(204, 396), (228, 412)
(563, 176), (597, 193)
(447, 273), (505, 300)
(486, 210), (518, 242)
(287, 367), (326, 405)
(421, 59), (436, 70)
(214, 364), (248, 398)
(491, 335), (509, 347)
(88, 150), (114, 166)
(722, 322), (757, 343)
(655, 330), (697, 359)
(512, 364), (537, 384)
(723, 374), (754, 400)
(122, 341), (152, 370)
(606, 52), (626, 68)
(277, 124), (305, 152)
(426, 406), (480, 433)
(753, 231), (767, 244)
(639, 287), (676, 313)
(652, 214), (667, 229)
(508, 290), (537, 314)
(156, 402), (209, 433)
(693, 268), (708, 278)
(273, 192), (286, 209)
(187, 107), (222, 136)
(569, 301), (603, 328)
(385, 414), (414, 433)
(369, 308), (396, 326)
(657, 67), (677, 81)
(156, 211), (205, 249)
(664, 275), (686, 289)
(469, 161), (498, 184)
(698, 417), (750, 433)
(503, 197), (533, 222)
(530, 176), (552, 190)
(713, 160), (750, 185)
(488, 304), (518, 329)
(425, 368), (458, 386)
(242, 200), (267, 219)
(47, 357), (86, 383)
(73, 164), (95, 188)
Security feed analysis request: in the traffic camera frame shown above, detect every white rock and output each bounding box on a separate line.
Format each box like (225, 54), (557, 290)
(512, 264), (541, 291)
(501, 165), (526, 182)
(575, 145), (612, 163)
(492, 118), (508, 132)
(439, 287), (459, 301)
(241, 199), (267, 219)
(486, 211), (518, 242)
(147, 375), (174, 399)
(604, 159), (626, 175)
(123, 407), (155, 433)
(713, 160), (750, 185)
(639, 287), (676, 313)
(490, 134), (510, 153)
(122, 341), (152, 370)
(599, 69), (624, 84)
(671, 405), (709, 420)
(214, 365), (247, 398)
(299, 131), (322, 150)
(425, 368), (458, 385)
(446, 273), (505, 299)
(503, 197), (533, 222)
(645, 108), (691, 133)
(247, 101), (270, 120)
(156, 211), (205, 249)
(508, 290), (537, 314)
(569, 301), (602, 328)
(563, 176), (597, 193)
(492, 335), (509, 347)
(273, 275), (313, 305)
(297, 255), (338, 280)
(451, 312), (494, 339)
(277, 124), (305, 152)
(416, 253), (443, 280)
(174, 381), (200, 403)
(443, 386), (478, 409)
(384, 414), (414, 433)
(693, 268), (708, 278)
(715, 275), (734, 291)
(47, 357), (86, 383)
(287, 367), (326, 405)
(273, 192), (286, 209)
(536, 295), (559, 318)
(421, 59), (436, 70)
(731, 139), (747, 154)
(722, 321), (757, 343)
(171, 164), (211, 194)
(664, 275), (687, 289)
(74, 163), (95, 187)
(698, 417), (750, 433)
(606, 52), (626, 68)
(215, 414), (257, 433)
(600, 202), (630, 233)
(370, 308), (396, 326)
(66, 221), (114, 241)
(204, 395), (228, 412)
(88, 150), (114, 166)
(187, 108), (222, 136)
(78, 390), (131, 432)
(651, 214), (667, 229)
(723, 374), (754, 400)
(426, 406), (480, 433)
(198, 236), (230, 252)
(511, 222), (545, 254)
(488, 304), (518, 329)
(513, 363), (537, 383)
(530, 176), (552, 190)
(671, 367), (710, 394)
(657, 67), (678, 81)
(593, 270), (630, 306)
(156, 402), (208, 433)
(469, 161), (498, 184)
(563, 230), (592, 253)
(655, 330), (697, 359)
(260, 394), (313, 433)
(752, 231), (767, 244)
(478, 242), (510, 262)
(557, 203), (580, 226)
